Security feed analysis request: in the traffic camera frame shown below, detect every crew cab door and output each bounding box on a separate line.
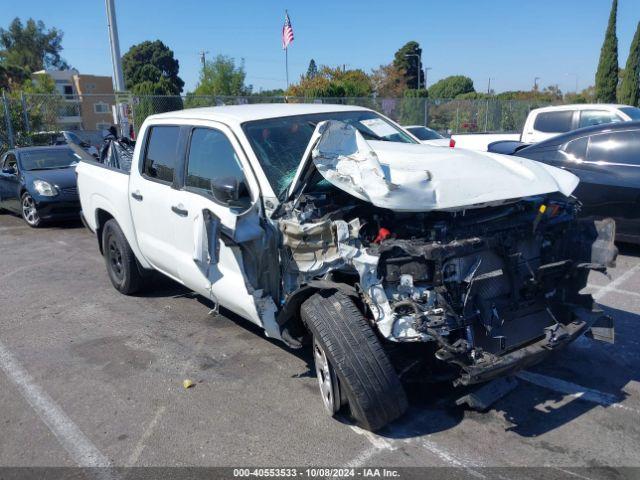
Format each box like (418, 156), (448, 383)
(128, 124), (184, 280)
(170, 122), (279, 334)
(525, 110), (577, 143)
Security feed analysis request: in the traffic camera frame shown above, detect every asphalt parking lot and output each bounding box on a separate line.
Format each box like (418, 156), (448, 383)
(1, 212), (640, 478)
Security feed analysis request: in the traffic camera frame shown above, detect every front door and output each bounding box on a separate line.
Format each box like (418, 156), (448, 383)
(128, 125), (183, 281)
(170, 124), (278, 334)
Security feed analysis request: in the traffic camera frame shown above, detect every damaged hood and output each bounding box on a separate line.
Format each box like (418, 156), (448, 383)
(288, 121), (579, 212)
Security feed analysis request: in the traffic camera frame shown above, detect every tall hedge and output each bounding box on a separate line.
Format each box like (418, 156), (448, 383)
(619, 22), (640, 106)
(595, 0), (619, 103)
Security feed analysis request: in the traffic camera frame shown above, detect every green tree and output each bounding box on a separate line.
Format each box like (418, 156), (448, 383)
(287, 66), (372, 98)
(619, 21), (640, 106)
(306, 59), (318, 79)
(595, 0), (619, 102)
(0, 18), (68, 89)
(192, 55), (251, 96)
(428, 75), (475, 99)
(393, 41), (423, 89)
(122, 40), (184, 94)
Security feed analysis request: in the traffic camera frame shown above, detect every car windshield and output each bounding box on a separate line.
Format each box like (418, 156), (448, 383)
(620, 107), (640, 121)
(19, 148), (78, 171)
(406, 126), (444, 141)
(242, 110), (415, 196)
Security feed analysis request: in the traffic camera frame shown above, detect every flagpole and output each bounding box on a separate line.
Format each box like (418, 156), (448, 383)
(285, 47), (289, 89)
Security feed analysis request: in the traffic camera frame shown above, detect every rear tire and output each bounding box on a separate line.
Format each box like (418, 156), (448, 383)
(301, 290), (408, 431)
(102, 219), (142, 295)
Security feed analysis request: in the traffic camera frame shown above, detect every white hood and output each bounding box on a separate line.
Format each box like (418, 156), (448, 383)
(289, 121), (579, 212)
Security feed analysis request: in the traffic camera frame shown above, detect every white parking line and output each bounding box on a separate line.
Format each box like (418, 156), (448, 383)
(0, 340), (111, 468)
(126, 406), (166, 466)
(586, 284), (640, 299)
(516, 371), (638, 414)
(593, 263), (640, 301)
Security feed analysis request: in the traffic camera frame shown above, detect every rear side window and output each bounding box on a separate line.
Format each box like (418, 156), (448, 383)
(142, 126), (180, 184)
(578, 110), (622, 128)
(561, 136), (588, 162)
(186, 128), (247, 197)
(587, 131), (640, 166)
(534, 111), (574, 133)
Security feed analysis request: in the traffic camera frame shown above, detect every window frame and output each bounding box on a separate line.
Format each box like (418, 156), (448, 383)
(140, 124), (183, 187)
(93, 102), (110, 114)
(182, 126), (253, 208)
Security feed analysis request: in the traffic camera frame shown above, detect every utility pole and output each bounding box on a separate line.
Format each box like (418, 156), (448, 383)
(105, 0), (128, 136)
(424, 67), (432, 89)
(105, 0), (125, 92)
(534, 77), (540, 91)
(199, 50), (209, 69)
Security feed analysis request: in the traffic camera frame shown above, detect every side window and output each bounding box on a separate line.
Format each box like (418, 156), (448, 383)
(3, 153), (18, 173)
(186, 128), (250, 205)
(142, 126), (180, 184)
(561, 136), (588, 162)
(533, 111), (574, 133)
(579, 110), (622, 128)
(587, 131), (640, 166)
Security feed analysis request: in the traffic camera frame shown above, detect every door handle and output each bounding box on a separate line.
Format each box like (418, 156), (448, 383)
(131, 192), (143, 201)
(171, 205), (189, 217)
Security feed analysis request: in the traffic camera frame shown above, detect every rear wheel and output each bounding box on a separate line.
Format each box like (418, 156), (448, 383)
(102, 219), (142, 295)
(301, 290), (408, 431)
(21, 193), (41, 228)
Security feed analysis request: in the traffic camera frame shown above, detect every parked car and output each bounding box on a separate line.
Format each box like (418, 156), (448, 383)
(504, 121), (640, 244)
(404, 125), (451, 146)
(452, 104), (640, 151)
(0, 146), (81, 227)
(73, 104), (616, 431)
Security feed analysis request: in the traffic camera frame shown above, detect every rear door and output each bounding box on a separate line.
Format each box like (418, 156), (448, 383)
(128, 124), (184, 280)
(528, 110), (576, 143)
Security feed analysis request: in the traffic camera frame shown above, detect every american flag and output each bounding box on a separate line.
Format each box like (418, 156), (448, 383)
(282, 11), (294, 50)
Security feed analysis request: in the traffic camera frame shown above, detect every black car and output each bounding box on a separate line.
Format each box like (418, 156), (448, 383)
(498, 121), (640, 244)
(0, 146), (81, 227)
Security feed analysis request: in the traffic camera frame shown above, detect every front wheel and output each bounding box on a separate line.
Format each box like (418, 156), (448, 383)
(301, 291), (408, 431)
(102, 219), (143, 295)
(21, 193), (41, 228)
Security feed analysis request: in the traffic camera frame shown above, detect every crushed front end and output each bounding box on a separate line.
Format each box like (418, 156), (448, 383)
(277, 191), (617, 387)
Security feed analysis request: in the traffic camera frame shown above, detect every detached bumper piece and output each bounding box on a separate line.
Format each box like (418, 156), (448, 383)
(455, 305), (613, 386)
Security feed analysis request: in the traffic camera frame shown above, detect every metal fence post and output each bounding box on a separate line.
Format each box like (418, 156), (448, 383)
(424, 99), (429, 127)
(20, 92), (30, 133)
(2, 90), (15, 149)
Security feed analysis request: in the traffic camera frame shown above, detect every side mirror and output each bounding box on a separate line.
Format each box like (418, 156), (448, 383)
(210, 177), (250, 207)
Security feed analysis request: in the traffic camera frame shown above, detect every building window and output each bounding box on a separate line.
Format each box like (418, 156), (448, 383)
(86, 83), (96, 91)
(94, 102), (110, 114)
(63, 85), (74, 100)
(96, 122), (111, 131)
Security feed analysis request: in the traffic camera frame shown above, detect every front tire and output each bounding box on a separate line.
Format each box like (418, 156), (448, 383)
(301, 291), (408, 431)
(21, 192), (41, 228)
(102, 219), (142, 295)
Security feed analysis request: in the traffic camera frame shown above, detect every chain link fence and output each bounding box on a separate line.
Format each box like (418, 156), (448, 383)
(1, 92), (554, 154)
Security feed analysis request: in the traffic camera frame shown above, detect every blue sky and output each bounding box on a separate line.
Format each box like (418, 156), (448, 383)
(2, 0), (638, 94)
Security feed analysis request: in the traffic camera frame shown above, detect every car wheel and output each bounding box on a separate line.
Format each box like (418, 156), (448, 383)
(301, 290), (408, 431)
(21, 192), (41, 228)
(102, 219), (142, 295)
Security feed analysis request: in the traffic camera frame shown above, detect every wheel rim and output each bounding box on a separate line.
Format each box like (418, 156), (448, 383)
(107, 235), (125, 282)
(313, 338), (341, 415)
(22, 195), (39, 225)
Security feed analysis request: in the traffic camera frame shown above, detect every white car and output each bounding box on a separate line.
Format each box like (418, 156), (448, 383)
(73, 104), (617, 431)
(452, 103), (640, 151)
(404, 125), (451, 147)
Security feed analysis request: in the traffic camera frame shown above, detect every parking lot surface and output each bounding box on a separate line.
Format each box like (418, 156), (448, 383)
(1, 213), (640, 477)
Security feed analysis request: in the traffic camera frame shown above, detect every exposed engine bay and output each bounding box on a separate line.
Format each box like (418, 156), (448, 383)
(274, 121), (617, 386)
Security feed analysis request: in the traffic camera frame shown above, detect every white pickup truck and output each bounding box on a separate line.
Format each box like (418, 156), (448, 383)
(73, 104), (617, 431)
(452, 103), (640, 151)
